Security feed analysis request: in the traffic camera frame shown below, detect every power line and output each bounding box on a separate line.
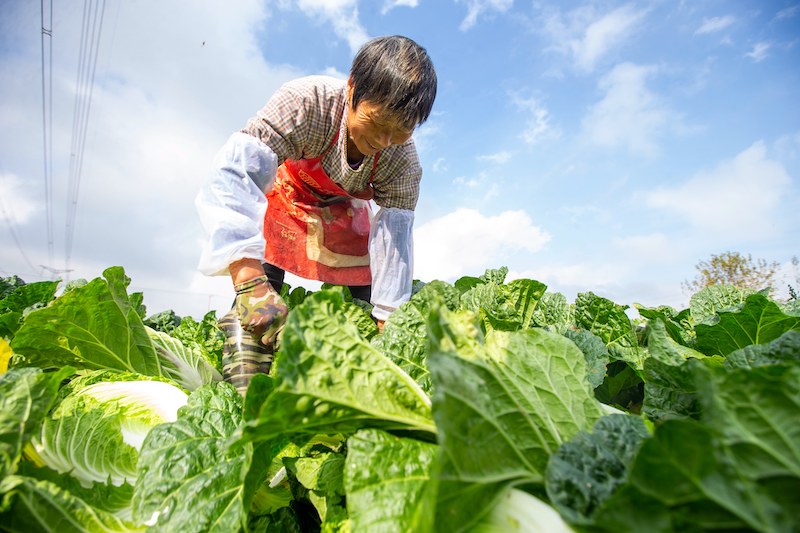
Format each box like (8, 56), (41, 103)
(39, 264), (74, 278)
(0, 196), (39, 274)
(65, 0), (107, 277)
(40, 0), (54, 267)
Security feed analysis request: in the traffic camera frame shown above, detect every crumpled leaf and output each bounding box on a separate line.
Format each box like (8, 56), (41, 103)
(427, 307), (602, 532)
(695, 292), (800, 356)
(344, 429), (437, 532)
(243, 291), (435, 444)
(132, 383), (245, 533)
(574, 292), (645, 369)
(545, 414), (650, 524)
(0, 367), (74, 479)
(10, 267), (163, 378)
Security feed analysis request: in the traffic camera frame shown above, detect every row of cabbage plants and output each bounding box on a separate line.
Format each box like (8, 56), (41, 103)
(1, 266), (798, 532)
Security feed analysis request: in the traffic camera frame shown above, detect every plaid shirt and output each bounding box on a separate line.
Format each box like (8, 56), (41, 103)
(241, 76), (422, 210)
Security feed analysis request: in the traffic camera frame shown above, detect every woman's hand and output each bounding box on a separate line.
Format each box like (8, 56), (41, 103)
(230, 258), (288, 346)
(234, 276), (287, 345)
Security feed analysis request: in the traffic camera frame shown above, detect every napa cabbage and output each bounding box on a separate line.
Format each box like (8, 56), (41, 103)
(473, 488), (576, 533)
(30, 374), (188, 487)
(9, 267), (221, 391)
(3, 267), (799, 532)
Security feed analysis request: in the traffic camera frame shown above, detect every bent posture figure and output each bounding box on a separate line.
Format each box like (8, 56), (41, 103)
(196, 35), (437, 394)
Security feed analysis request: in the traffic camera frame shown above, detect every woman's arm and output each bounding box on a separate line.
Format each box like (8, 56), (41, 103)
(195, 132), (278, 276)
(368, 207), (415, 321)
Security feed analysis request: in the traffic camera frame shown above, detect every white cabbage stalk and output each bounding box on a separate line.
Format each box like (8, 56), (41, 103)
(474, 488), (576, 533)
(85, 380), (189, 449)
(598, 402), (625, 416)
(146, 327), (222, 391)
(33, 379), (189, 487)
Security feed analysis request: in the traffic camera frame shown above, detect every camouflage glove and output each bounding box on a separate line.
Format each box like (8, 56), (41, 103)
(233, 275), (288, 346)
(218, 309), (274, 396)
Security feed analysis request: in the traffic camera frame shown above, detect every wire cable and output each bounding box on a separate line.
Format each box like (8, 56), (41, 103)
(0, 196), (39, 274)
(64, 0), (107, 275)
(40, 0), (54, 269)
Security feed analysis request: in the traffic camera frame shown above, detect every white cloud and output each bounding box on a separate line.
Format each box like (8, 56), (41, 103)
(612, 233), (674, 262)
(411, 120), (440, 154)
(695, 15), (736, 35)
(450, 171), (501, 199)
(510, 263), (620, 290)
(461, 170), (502, 198)
(560, 205), (609, 225)
(413, 208), (551, 282)
(0, 173), (40, 225)
(644, 141), (792, 240)
(772, 257), (800, 301)
(581, 62), (671, 156)
(510, 94), (560, 145)
(542, 4), (648, 73)
(295, 0), (369, 52)
(296, 0), (354, 9)
(320, 66), (348, 79)
(381, 0), (419, 15)
(574, 4), (647, 72)
(453, 176), (479, 188)
(745, 41), (771, 62)
(507, 260), (689, 311)
(774, 131), (800, 160)
(0, 1), (313, 316)
(503, 233), (684, 304)
(775, 5), (800, 21)
(456, 0), (513, 31)
(477, 151), (513, 164)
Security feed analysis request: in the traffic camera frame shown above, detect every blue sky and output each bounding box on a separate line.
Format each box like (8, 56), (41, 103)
(1, 0), (798, 318)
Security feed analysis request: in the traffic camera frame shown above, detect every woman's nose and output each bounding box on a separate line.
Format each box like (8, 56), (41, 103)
(376, 131), (392, 148)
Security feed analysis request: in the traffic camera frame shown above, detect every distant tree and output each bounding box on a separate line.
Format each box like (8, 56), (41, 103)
(683, 251), (780, 295)
(789, 255), (799, 301)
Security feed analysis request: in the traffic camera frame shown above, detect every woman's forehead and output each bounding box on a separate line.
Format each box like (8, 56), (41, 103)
(359, 101), (413, 131)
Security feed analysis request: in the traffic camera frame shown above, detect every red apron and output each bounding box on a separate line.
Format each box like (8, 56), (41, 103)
(263, 133), (377, 285)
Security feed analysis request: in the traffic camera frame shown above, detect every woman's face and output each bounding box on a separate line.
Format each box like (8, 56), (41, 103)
(346, 83), (413, 158)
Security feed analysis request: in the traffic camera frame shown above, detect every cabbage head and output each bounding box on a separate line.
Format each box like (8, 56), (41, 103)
(29, 373), (189, 487)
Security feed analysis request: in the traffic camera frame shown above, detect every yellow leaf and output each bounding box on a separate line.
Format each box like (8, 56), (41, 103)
(0, 337), (11, 374)
(23, 442), (46, 467)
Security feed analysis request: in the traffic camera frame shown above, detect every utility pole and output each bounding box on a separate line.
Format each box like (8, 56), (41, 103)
(39, 264), (73, 280)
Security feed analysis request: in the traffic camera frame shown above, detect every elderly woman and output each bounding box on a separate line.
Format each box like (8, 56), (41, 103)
(196, 35), (437, 392)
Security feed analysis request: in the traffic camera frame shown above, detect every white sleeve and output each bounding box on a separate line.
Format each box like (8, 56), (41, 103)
(369, 207), (414, 321)
(195, 132), (278, 276)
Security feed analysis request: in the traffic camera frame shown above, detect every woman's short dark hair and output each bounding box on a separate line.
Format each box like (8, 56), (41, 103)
(349, 35), (437, 130)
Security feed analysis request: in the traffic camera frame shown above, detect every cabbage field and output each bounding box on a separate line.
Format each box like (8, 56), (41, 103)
(1, 266), (798, 532)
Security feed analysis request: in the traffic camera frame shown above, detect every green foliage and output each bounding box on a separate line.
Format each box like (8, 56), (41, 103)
(683, 251), (780, 295)
(695, 292), (800, 356)
(427, 315), (602, 532)
(132, 383), (245, 532)
(546, 414), (650, 524)
(9, 267), (222, 391)
(0, 277), (59, 338)
(574, 292), (645, 368)
(10, 267), (165, 377)
(242, 290), (435, 444)
(1, 264), (798, 532)
(0, 367), (74, 480)
(344, 429), (437, 531)
(33, 373), (190, 487)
